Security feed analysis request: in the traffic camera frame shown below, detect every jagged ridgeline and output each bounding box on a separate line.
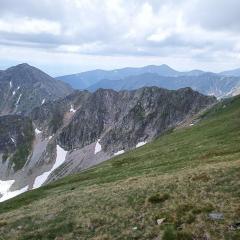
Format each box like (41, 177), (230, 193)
(0, 86), (216, 202)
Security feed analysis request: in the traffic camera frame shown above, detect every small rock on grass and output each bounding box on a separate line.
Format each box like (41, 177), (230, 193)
(208, 212), (224, 220)
(229, 222), (240, 230)
(157, 218), (165, 225)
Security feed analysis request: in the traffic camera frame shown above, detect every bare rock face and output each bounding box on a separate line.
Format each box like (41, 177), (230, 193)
(0, 63), (73, 116)
(57, 87), (216, 153)
(0, 115), (34, 173)
(0, 86), (216, 200)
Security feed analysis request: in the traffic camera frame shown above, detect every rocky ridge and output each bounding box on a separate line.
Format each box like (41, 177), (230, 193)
(0, 87), (216, 201)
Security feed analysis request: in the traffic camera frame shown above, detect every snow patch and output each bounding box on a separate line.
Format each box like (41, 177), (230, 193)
(70, 104), (76, 113)
(41, 99), (45, 105)
(33, 145), (68, 189)
(12, 90), (16, 96)
(35, 128), (42, 135)
(114, 150), (125, 156)
(9, 81), (12, 89)
(16, 93), (22, 105)
(136, 141), (147, 148)
(94, 139), (102, 154)
(17, 86), (20, 90)
(10, 137), (15, 144)
(0, 180), (15, 196)
(49, 136), (53, 140)
(189, 123), (194, 126)
(0, 185), (28, 202)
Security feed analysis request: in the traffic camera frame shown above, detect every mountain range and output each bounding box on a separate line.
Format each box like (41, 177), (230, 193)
(58, 65), (240, 98)
(0, 83), (216, 201)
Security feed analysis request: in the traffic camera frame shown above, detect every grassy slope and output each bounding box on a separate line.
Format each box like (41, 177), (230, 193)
(0, 97), (240, 240)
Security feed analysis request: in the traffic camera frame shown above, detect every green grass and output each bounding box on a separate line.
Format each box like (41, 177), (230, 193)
(0, 96), (240, 239)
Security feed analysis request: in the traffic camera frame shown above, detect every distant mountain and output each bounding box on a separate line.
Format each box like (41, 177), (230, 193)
(87, 72), (240, 99)
(58, 64), (240, 98)
(57, 64), (206, 89)
(0, 87), (216, 201)
(0, 63), (73, 116)
(220, 68), (240, 77)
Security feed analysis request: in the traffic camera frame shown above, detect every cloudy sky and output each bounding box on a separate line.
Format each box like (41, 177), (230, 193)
(0, 0), (240, 76)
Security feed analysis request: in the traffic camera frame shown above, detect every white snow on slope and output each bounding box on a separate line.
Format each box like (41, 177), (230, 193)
(9, 81), (12, 89)
(70, 104), (76, 113)
(0, 180), (15, 196)
(33, 145), (68, 189)
(12, 90), (16, 96)
(35, 128), (42, 135)
(94, 139), (102, 154)
(17, 86), (20, 90)
(41, 99), (45, 105)
(114, 150), (125, 156)
(10, 137), (15, 144)
(136, 141), (147, 148)
(16, 93), (22, 105)
(0, 185), (28, 202)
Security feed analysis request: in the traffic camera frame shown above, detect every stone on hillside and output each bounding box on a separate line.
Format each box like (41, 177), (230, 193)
(156, 218), (165, 225)
(208, 212), (224, 220)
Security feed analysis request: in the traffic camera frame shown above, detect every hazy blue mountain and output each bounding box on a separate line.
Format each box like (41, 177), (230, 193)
(220, 68), (240, 77)
(87, 72), (240, 99)
(57, 64), (205, 89)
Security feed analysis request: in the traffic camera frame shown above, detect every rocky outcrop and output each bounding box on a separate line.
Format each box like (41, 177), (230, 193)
(0, 63), (73, 116)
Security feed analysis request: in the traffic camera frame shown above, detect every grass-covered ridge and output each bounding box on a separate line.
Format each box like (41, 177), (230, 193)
(0, 96), (240, 239)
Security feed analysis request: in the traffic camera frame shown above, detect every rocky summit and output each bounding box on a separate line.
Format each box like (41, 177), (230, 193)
(0, 63), (73, 116)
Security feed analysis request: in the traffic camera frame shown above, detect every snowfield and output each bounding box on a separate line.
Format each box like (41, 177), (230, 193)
(0, 179), (28, 202)
(94, 140), (102, 154)
(0, 185), (28, 202)
(136, 141), (147, 148)
(70, 104), (76, 113)
(35, 128), (42, 135)
(114, 150), (125, 156)
(33, 145), (68, 189)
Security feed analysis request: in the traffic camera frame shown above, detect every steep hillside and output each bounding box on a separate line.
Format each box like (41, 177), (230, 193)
(88, 72), (240, 99)
(0, 93), (239, 239)
(0, 63), (73, 116)
(0, 115), (34, 173)
(0, 87), (215, 202)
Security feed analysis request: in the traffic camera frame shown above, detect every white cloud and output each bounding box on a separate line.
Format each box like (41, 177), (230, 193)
(0, 0), (240, 74)
(0, 17), (61, 35)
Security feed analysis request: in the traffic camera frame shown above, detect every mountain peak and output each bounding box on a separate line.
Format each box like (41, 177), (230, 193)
(6, 63), (35, 73)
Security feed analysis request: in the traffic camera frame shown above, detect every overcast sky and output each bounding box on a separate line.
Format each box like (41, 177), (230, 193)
(0, 0), (240, 76)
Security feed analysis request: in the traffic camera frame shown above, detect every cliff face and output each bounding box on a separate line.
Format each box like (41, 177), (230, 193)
(0, 63), (73, 116)
(57, 87), (216, 153)
(0, 115), (34, 176)
(0, 87), (216, 201)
